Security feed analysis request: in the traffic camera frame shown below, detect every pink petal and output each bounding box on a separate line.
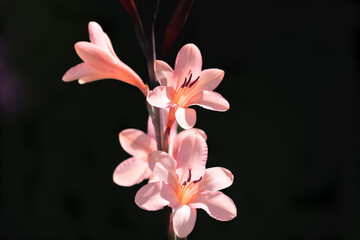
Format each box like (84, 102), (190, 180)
(167, 108), (178, 150)
(155, 60), (174, 87)
(175, 107), (196, 129)
(148, 151), (178, 188)
(88, 21), (116, 57)
(78, 74), (105, 84)
(173, 44), (202, 89)
(63, 22), (147, 94)
(111, 61), (147, 94)
(147, 116), (155, 140)
(75, 41), (116, 72)
(135, 181), (172, 211)
(147, 172), (182, 209)
(119, 129), (157, 158)
(172, 205), (197, 238)
(113, 157), (150, 187)
(147, 86), (174, 108)
(148, 173), (160, 183)
(197, 167), (234, 192)
(75, 42), (147, 94)
(189, 191), (237, 221)
(176, 133), (207, 183)
(170, 128), (207, 160)
(62, 63), (99, 82)
(187, 90), (229, 111)
(192, 68), (224, 92)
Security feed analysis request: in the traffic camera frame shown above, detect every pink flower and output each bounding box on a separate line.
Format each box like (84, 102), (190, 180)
(147, 43), (230, 129)
(135, 134), (236, 238)
(113, 117), (206, 187)
(62, 21), (148, 96)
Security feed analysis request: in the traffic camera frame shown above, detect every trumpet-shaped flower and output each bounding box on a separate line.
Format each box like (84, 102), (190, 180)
(135, 134), (236, 238)
(147, 43), (230, 129)
(62, 21), (148, 95)
(113, 117), (206, 187)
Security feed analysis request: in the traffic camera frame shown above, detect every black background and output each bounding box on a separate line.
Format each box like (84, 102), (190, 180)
(1, 0), (359, 239)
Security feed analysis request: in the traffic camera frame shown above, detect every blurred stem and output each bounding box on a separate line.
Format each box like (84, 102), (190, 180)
(136, 0), (166, 152)
(125, 1), (179, 238)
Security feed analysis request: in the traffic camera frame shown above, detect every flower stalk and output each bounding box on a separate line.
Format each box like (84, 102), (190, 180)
(119, 1), (176, 238)
(120, 0), (167, 152)
(63, 1), (236, 239)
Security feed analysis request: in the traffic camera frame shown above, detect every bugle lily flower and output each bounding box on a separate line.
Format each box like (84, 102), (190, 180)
(147, 43), (230, 129)
(62, 21), (148, 96)
(135, 133), (236, 238)
(113, 117), (206, 187)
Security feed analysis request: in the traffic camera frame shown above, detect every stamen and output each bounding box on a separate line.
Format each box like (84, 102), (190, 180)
(193, 176), (202, 184)
(185, 73), (193, 87)
(187, 69), (192, 77)
(189, 76), (200, 87)
(182, 181), (187, 186)
(180, 77), (187, 88)
(187, 169), (192, 182)
(181, 70), (193, 88)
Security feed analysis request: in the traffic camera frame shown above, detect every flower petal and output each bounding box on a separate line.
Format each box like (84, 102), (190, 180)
(147, 116), (155, 140)
(112, 61), (147, 94)
(167, 108), (178, 151)
(176, 133), (207, 183)
(88, 21), (116, 57)
(78, 74), (105, 84)
(62, 63), (99, 82)
(187, 90), (229, 111)
(197, 167), (234, 192)
(147, 171), (181, 209)
(170, 128), (207, 159)
(75, 41), (147, 94)
(173, 44), (202, 89)
(63, 22), (147, 94)
(147, 86), (174, 108)
(148, 151), (178, 188)
(172, 204), (197, 238)
(113, 157), (150, 187)
(119, 129), (157, 158)
(192, 68), (224, 92)
(148, 173), (160, 183)
(135, 181), (172, 211)
(175, 107), (196, 129)
(189, 191), (237, 221)
(75, 41), (116, 72)
(155, 60), (174, 87)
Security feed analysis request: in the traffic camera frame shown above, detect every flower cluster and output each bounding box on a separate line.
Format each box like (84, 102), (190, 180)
(63, 21), (236, 238)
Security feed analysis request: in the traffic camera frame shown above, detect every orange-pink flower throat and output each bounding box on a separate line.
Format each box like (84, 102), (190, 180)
(177, 169), (202, 205)
(173, 70), (200, 107)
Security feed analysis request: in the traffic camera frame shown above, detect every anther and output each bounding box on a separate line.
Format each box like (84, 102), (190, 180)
(182, 181), (187, 186)
(187, 169), (192, 182)
(181, 72), (194, 88)
(193, 176), (202, 184)
(180, 77), (187, 88)
(189, 76), (200, 88)
(185, 73), (193, 87)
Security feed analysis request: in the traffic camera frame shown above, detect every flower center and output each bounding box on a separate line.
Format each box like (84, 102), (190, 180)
(173, 70), (200, 107)
(177, 169), (202, 205)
